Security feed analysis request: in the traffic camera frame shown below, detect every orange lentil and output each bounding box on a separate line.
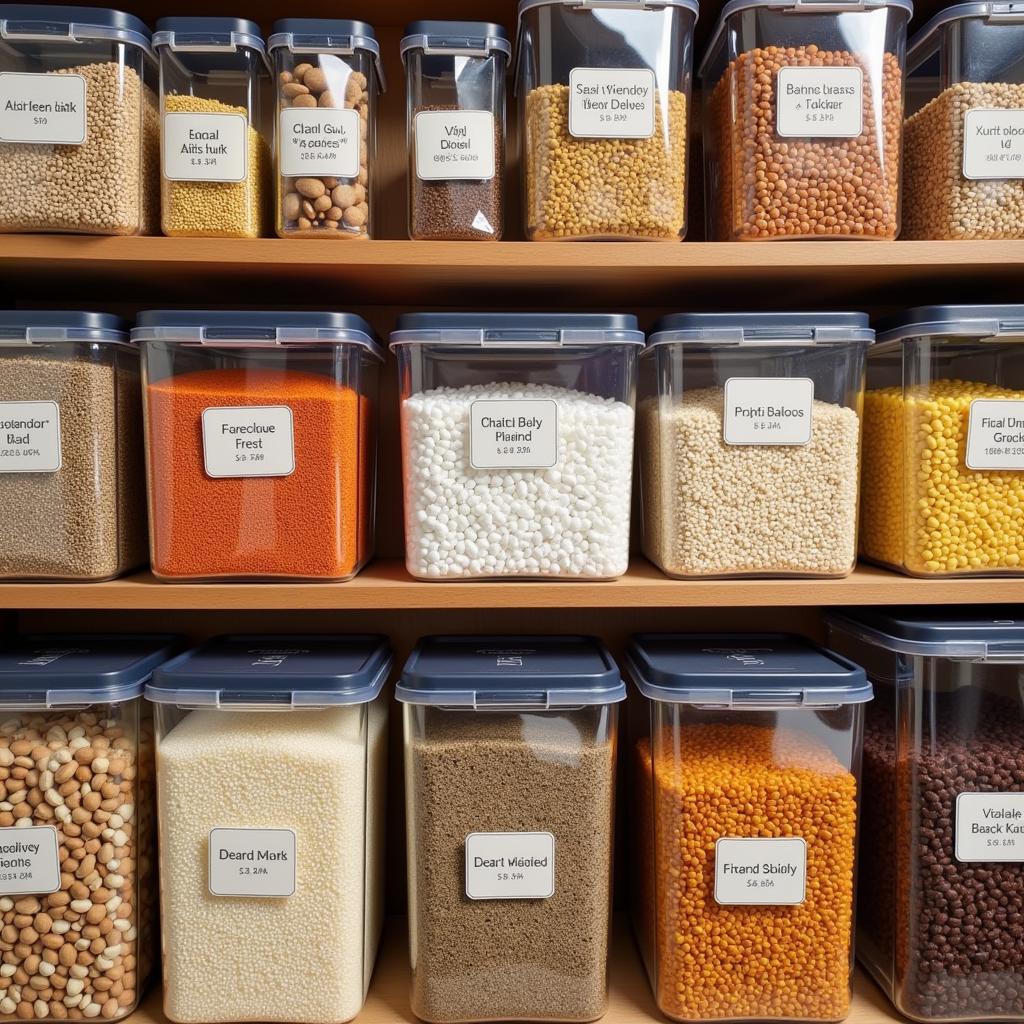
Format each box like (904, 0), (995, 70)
(145, 367), (371, 579)
(636, 723), (858, 1022)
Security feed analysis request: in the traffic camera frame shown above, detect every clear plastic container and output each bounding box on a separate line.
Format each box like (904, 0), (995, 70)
(269, 19), (383, 239)
(0, 5), (158, 235)
(638, 313), (872, 578)
(0, 312), (147, 581)
(826, 610), (1024, 1023)
(625, 633), (872, 1023)
(136, 310), (382, 582)
(154, 18), (270, 238)
(699, 0), (912, 240)
(515, 0), (696, 240)
(398, 635), (624, 1023)
(0, 633), (181, 1024)
(147, 634), (392, 1024)
(903, 3), (1024, 239)
(861, 304), (1024, 576)
(402, 21), (508, 241)
(390, 313), (643, 580)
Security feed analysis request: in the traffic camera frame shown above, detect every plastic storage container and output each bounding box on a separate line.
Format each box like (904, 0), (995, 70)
(391, 313), (643, 580)
(515, 0), (696, 240)
(625, 633), (871, 1024)
(0, 312), (147, 581)
(903, 3), (1024, 239)
(137, 310), (382, 582)
(398, 635), (623, 1023)
(826, 610), (1024, 1023)
(861, 304), (1024, 576)
(639, 312), (872, 578)
(0, 4), (158, 235)
(0, 632), (180, 1024)
(154, 18), (270, 238)
(699, 0), (912, 240)
(402, 21), (509, 241)
(147, 634), (391, 1024)
(269, 19), (383, 239)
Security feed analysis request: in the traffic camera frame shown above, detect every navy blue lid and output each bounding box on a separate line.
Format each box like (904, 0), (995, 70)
(155, 15), (259, 37)
(649, 312), (874, 347)
(626, 634), (872, 706)
(0, 5), (150, 44)
(147, 634), (392, 707)
(0, 311), (128, 343)
(391, 313), (643, 349)
(396, 636), (626, 708)
(875, 305), (1024, 344)
(270, 18), (376, 40)
(0, 635), (181, 707)
(153, 17), (264, 58)
(401, 20), (511, 57)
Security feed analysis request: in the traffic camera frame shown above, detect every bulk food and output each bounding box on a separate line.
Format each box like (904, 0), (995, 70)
(398, 636), (623, 1023)
(0, 7), (158, 235)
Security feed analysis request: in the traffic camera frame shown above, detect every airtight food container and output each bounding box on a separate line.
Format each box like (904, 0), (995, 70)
(638, 313), (872, 578)
(625, 633), (871, 1024)
(136, 310), (382, 582)
(401, 21), (509, 240)
(147, 634), (392, 1024)
(269, 19), (383, 239)
(391, 313), (643, 580)
(826, 610), (1024, 1023)
(398, 635), (624, 1023)
(903, 4), (1024, 239)
(515, 0), (697, 240)
(0, 4), (158, 235)
(0, 633), (181, 1024)
(0, 312), (147, 581)
(699, 0), (912, 240)
(861, 305), (1024, 576)
(154, 18), (271, 238)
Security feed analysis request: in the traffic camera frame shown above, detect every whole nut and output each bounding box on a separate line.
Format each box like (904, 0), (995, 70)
(325, 206), (342, 221)
(291, 94), (317, 109)
(295, 178), (326, 200)
(301, 199), (315, 219)
(343, 205), (366, 228)
(282, 193), (301, 221)
(293, 63), (313, 81)
(303, 68), (328, 95)
(331, 184), (357, 209)
(318, 91), (336, 108)
(313, 195), (332, 212)
(281, 82), (309, 99)
(344, 77), (362, 103)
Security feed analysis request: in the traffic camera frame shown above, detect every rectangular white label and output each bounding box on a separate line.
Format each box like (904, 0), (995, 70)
(465, 832), (554, 900)
(0, 826), (60, 895)
(0, 401), (61, 473)
(966, 399), (1024, 470)
(279, 107), (359, 178)
(956, 793), (1024, 862)
(776, 66), (863, 138)
(568, 67), (655, 139)
(470, 400), (558, 469)
(714, 837), (807, 905)
(163, 112), (247, 182)
(201, 406), (295, 479)
(208, 827), (296, 897)
(963, 109), (1024, 180)
(415, 109), (495, 181)
(0, 73), (86, 145)
(723, 378), (813, 445)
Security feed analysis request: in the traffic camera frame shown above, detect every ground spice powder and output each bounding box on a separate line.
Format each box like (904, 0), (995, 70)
(145, 367), (369, 580)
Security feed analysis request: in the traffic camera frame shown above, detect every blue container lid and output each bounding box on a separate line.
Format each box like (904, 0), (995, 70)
(0, 5), (150, 49)
(875, 304), (1024, 345)
(909, 2), (1024, 57)
(518, 0), (699, 17)
(268, 19), (384, 90)
(401, 20), (511, 58)
(0, 311), (129, 345)
(0, 634), (181, 708)
(625, 634), (872, 707)
(396, 636), (626, 708)
(153, 16), (264, 55)
(648, 312), (873, 348)
(390, 313), (643, 350)
(146, 635), (392, 707)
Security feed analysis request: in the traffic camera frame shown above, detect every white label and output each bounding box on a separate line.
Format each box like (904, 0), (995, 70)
(966, 399), (1024, 470)
(956, 793), (1024, 862)
(208, 827), (296, 897)
(0, 401), (61, 473)
(415, 109), (495, 181)
(201, 406), (295, 479)
(0, 73), (86, 145)
(568, 68), (655, 139)
(162, 112), (247, 182)
(279, 107), (359, 178)
(470, 400), (558, 469)
(723, 378), (814, 445)
(714, 837), (807, 905)
(963, 109), (1024, 180)
(0, 826), (60, 895)
(776, 66), (863, 138)
(465, 832), (555, 900)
